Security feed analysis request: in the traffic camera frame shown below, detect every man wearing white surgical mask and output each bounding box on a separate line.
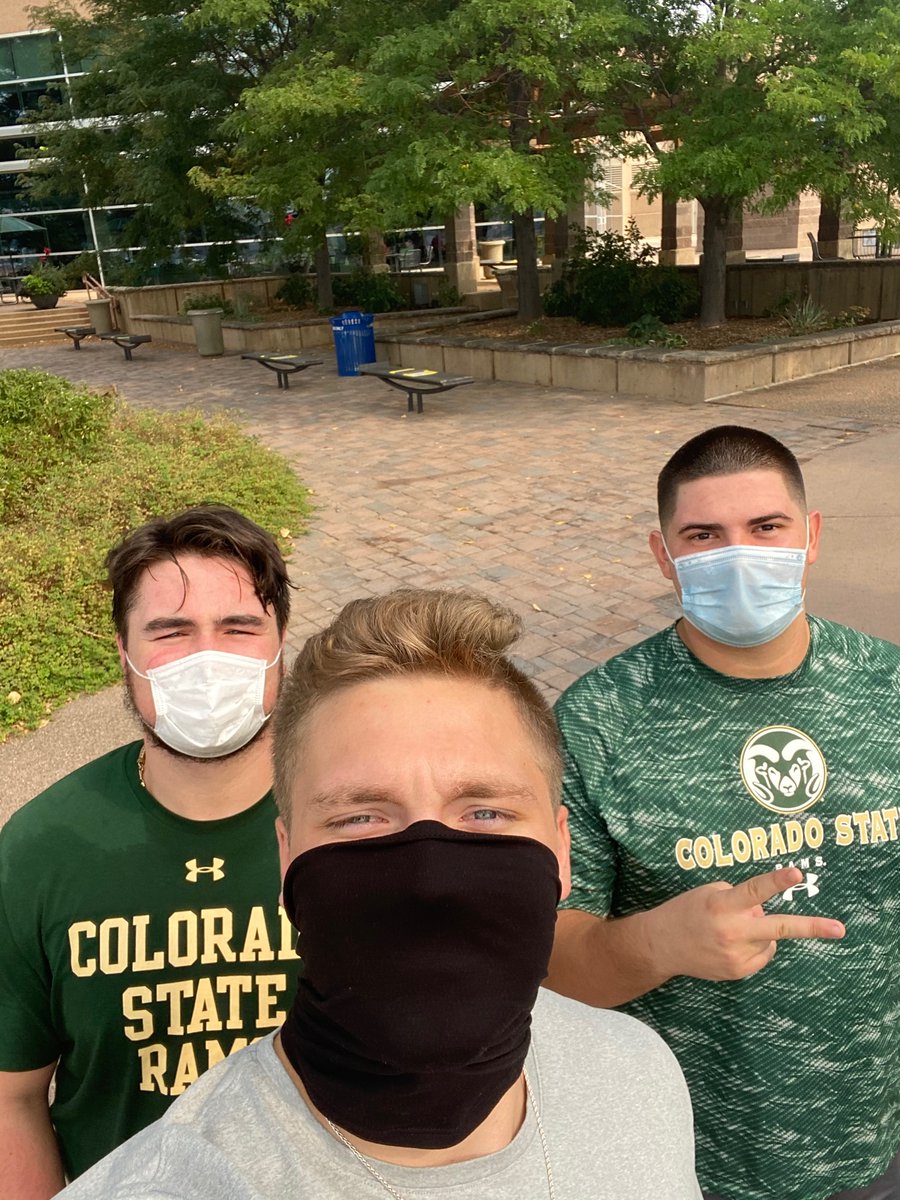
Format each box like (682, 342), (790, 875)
(548, 426), (900, 1200)
(0, 505), (299, 1198)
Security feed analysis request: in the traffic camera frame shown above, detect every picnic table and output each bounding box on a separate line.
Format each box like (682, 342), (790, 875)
(358, 363), (475, 413)
(241, 352), (324, 389)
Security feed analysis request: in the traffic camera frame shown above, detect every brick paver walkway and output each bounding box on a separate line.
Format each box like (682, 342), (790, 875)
(2, 343), (879, 698)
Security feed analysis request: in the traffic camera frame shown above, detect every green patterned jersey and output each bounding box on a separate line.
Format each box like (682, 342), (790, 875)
(555, 616), (900, 1200)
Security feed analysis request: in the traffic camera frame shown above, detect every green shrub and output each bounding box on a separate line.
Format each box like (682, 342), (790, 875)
(833, 305), (871, 327)
(333, 269), (405, 313)
(611, 314), (688, 348)
(275, 273), (314, 309)
(18, 265), (68, 297)
(543, 219), (698, 326)
(434, 281), (463, 308)
(60, 252), (101, 289)
(181, 293), (235, 316)
(782, 296), (829, 336)
(0, 370), (114, 520)
(0, 382), (311, 740)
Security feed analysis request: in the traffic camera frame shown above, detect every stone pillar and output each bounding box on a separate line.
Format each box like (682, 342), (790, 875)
(658, 195), (697, 265)
(818, 197), (854, 259)
(725, 205), (745, 264)
(443, 206), (481, 295)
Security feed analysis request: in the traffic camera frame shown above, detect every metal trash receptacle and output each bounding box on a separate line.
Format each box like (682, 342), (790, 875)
(330, 310), (376, 376)
(85, 298), (114, 334)
(187, 308), (225, 357)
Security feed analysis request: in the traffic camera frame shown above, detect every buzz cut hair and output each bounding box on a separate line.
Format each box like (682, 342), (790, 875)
(272, 588), (562, 825)
(657, 425), (807, 529)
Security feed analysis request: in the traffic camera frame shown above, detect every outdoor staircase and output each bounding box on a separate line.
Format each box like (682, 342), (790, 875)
(0, 298), (91, 348)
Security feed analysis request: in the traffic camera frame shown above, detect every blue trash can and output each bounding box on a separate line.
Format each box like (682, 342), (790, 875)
(330, 310), (376, 376)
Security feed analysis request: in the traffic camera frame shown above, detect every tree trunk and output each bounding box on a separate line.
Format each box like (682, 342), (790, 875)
(699, 195), (730, 327)
(505, 68), (541, 320)
(818, 195), (841, 244)
(314, 235), (333, 309)
(514, 210), (541, 319)
(661, 192), (678, 258)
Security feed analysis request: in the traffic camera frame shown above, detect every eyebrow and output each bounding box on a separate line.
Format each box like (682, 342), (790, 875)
(307, 781), (540, 812)
(141, 614), (267, 634)
(676, 512), (794, 535)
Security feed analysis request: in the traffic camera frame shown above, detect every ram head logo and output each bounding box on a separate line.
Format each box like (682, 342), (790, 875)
(739, 726), (827, 814)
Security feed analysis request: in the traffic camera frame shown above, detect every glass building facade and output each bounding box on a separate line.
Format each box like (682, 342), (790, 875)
(0, 27), (131, 274)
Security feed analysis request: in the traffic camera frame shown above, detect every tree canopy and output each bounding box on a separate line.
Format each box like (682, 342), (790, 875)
(24, 0), (900, 324)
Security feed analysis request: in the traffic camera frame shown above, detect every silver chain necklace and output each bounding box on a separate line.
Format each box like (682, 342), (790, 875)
(325, 1068), (555, 1200)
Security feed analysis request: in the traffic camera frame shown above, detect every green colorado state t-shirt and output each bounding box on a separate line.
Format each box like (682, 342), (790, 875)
(0, 742), (300, 1179)
(555, 616), (900, 1200)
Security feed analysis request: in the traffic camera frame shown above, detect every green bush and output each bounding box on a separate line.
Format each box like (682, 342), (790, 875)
(0, 370), (114, 521)
(543, 220), (698, 326)
(782, 296), (829, 336)
(333, 269), (405, 313)
(181, 293), (235, 316)
(18, 265), (68, 297)
(60, 252), (101, 289)
(275, 273), (314, 309)
(611, 314), (688, 348)
(0, 373), (311, 740)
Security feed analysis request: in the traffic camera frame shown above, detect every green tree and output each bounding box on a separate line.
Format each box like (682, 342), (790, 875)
(25, 0), (303, 271)
(356, 0), (622, 318)
(584, 0), (896, 325)
(191, 0), (624, 319)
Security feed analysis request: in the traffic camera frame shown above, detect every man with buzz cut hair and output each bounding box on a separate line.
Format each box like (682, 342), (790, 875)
(548, 425), (900, 1200)
(59, 588), (703, 1200)
(0, 504), (300, 1198)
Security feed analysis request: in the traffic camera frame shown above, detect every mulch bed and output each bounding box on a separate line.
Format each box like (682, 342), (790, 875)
(463, 315), (806, 352)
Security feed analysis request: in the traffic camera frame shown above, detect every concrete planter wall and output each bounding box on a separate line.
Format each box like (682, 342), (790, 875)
(113, 270), (455, 329)
(127, 307), (471, 355)
(376, 319), (900, 405)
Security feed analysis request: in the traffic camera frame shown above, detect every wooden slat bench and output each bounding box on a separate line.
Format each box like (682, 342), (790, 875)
(358, 363), (476, 413)
(241, 352), (324, 390)
(55, 325), (95, 350)
(98, 332), (152, 361)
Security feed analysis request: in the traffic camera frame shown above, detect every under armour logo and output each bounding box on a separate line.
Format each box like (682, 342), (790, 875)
(185, 858), (225, 883)
(782, 872), (820, 901)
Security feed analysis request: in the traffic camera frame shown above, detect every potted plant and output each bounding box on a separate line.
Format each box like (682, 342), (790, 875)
(19, 265), (68, 309)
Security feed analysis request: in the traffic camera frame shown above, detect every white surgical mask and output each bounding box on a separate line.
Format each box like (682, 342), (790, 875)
(125, 648), (282, 758)
(665, 526), (808, 648)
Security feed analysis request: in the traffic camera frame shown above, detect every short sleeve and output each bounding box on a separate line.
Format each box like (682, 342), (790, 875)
(554, 680), (621, 918)
(0, 827), (61, 1069)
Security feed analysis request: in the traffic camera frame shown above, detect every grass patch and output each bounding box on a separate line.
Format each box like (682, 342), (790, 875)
(0, 369), (311, 741)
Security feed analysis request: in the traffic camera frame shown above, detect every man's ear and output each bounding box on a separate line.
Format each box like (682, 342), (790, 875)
(649, 529), (676, 583)
(275, 817), (295, 909)
(556, 806), (572, 902)
(276, 817), (292, 885)
(806, 510), (822, 566)
(116, 634), (128, 673)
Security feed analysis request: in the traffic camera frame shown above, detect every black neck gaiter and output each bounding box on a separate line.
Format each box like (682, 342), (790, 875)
(280, 820), (561, 1149)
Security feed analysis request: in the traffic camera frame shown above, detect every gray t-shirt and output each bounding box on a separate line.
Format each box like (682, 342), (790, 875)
(61, 989), (701, 1199)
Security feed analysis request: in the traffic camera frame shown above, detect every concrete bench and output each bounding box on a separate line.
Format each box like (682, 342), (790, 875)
(358, 363), (476, 414)
(55, 325), (95, 350)
(98, 332), (152, 361)
(241, 352), (324, 390)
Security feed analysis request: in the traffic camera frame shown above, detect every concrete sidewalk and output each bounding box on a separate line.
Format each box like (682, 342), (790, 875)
(1, 341), (897, 816)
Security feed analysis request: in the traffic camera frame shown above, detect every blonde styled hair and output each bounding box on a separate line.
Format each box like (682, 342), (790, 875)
(273, 588), (562, 824)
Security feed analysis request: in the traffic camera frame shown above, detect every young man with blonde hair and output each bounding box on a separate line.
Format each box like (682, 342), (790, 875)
(549, 426), (900, 1200)
(61, 588), (702, 1200)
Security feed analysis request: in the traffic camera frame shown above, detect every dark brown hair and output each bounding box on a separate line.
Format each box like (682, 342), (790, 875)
(105, 504), (291, 640)
(272, 588), (562, 825)
(658, 425), (806, 528)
